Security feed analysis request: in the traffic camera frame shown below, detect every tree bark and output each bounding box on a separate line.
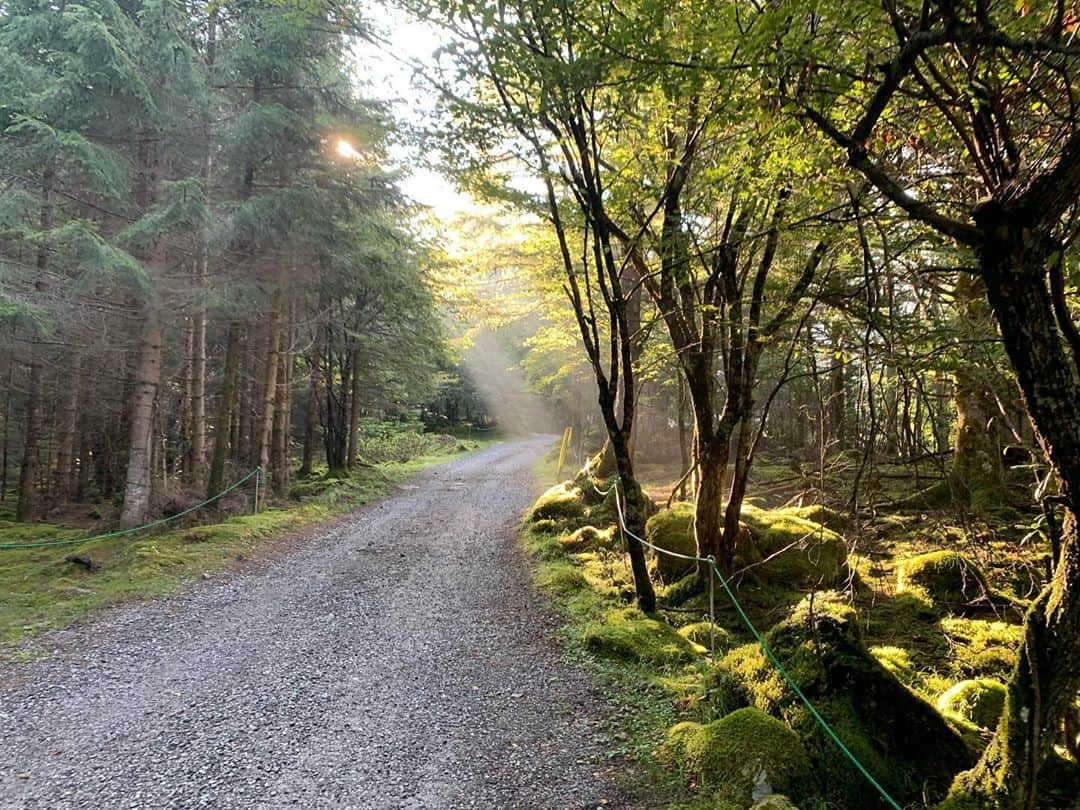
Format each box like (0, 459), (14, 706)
(206, 323), (241, 498)
(948, 208), (1080, 809)
(52, 354), (81, 502)
(119, 313), (163, 527)
(346, 347), (361, 469)
(254, 293), (282, 480)
(948, 272), (1006, 512)
(17, 170), (54, 522)
(299, 358), (319, 477)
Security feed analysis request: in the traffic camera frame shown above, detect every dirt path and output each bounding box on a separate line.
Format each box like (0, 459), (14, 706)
(0, 437), (631, 809)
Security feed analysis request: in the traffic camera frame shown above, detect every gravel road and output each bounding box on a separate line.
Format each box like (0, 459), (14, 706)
(0, 436), (632, 810)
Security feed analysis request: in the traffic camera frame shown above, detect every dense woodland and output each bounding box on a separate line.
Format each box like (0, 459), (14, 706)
(0, 0), (449, 528)
(3, 0), (1080, 808)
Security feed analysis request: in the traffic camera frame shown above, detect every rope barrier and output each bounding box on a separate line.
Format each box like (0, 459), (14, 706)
(0, 467), (263, 551)
(606, 479), (903, 810)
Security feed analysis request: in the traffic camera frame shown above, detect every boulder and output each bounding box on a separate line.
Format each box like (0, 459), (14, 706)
(662, 708), (812, 805)
(937, 679), (1007, 730)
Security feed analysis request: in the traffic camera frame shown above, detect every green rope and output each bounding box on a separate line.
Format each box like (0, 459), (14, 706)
(0, 467), (262, 551)
(707, 559), (903, 810)
(609, 481), (903, 810)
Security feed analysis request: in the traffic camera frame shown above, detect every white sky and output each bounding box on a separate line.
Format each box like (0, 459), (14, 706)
(352, 6), (479, 218)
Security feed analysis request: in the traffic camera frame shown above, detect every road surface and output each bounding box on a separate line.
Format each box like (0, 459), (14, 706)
(0, 437), (630, 809)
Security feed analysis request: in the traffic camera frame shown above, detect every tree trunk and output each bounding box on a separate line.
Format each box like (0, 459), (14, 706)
(947, 212), (1080, 808)
(949, 272), (1006, 512)
(693, 431), (730, 572)
(17, 171), (54, 522)
(272, 322), (292, 492)
(346, 347), (361, 469)
(299, 359), (319, 477)
(254, 294), (282, 480)
(612, 434), (655, 613)
(187, 288), (207, 488)
(207, 323), (241, 498)
(52, 354), (81, 502)
(119, 313), (163, 527)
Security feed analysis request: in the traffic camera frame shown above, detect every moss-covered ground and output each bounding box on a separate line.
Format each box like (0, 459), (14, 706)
(522, 450), (1076, 809)
(0, 440), (491, 657)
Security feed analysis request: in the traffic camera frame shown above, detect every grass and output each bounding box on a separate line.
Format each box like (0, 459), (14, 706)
(0, 441), (493, 657)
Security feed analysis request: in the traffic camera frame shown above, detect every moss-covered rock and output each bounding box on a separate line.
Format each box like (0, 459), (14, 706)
(645, 502), (698, 581)
(677, 620), (733, 652)
(790, 503), (851, 533)
(580, 607), (701, 667)
(556, 525), (617, 553)
(661, 708), (813, 804)
(740, 505), (849, 586)
(707, 593), (972, 807)
(896, 551), (1000, 612)
(937, 679), (1007, 730)
(526, 482), (586, 524)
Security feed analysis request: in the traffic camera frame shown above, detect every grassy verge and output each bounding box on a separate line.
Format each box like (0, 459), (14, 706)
(522, 450), (706, 808)
(518, 452), (1077, 809)
(0, 440), (493, 657)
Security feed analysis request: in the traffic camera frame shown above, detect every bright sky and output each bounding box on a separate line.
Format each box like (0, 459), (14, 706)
(353, 5), (479, 218)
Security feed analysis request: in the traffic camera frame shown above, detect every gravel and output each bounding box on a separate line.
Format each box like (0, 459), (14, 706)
(0, 436), (634, 809)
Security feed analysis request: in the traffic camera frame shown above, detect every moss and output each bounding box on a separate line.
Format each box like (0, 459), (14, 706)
(869, 645), (917, 685)
(938, 618), (1022, 679)
(708, 593), (972, 807)
(660, 708), (813, 804)
(936, 679), (1007, 729)
(580, 607), (701, 667)
(645, 502), (698, 581)
(557, 525), (617, 553)
(790, 503), (851, 533)
(526, 482), (587, 524)
(740, 505), (848, 586)
(677, 620), (733, 653)
(896, 550), (1002, 613)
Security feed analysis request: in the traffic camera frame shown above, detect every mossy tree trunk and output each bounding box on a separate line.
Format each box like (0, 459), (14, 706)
(948, 272), (1006, 513)
(946, 198), (1080, 808)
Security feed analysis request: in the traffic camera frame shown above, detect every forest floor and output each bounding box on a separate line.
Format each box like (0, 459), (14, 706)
(0, 436), (639, 809)
(521, 452), (1078, 808)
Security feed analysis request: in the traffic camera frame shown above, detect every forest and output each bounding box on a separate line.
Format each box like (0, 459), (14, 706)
(2, 0), (1080, 809)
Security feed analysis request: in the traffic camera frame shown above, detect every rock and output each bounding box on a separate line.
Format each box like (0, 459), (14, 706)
(661, 708), (812, 804)
(937, 679), (1007, 729)
(64, 554), (99, 572)
(580, 607), (700, 667)
(526, 483), (586, 524)
(740, 505), (848, 586)
(752, 796), (800, 810)
(644, 503), (697, 581)
(708, 593), (972, 807)
(896, 551), (1003, 612)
